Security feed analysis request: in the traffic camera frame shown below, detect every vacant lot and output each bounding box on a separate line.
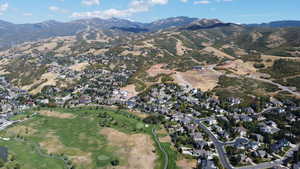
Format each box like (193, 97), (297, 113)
(69, 62), (90, 71)
(215, 59), (257, 75)
(147, 64), (175, 77)
(173, 69), (220, 91)
(120, 84), (139, 99)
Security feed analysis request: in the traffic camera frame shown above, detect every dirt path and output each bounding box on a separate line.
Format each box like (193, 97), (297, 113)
(152, 128), (169, 169)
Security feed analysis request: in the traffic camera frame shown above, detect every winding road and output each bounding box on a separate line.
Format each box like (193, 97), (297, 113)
(198, 121), (298, 169)
(152, 127), (169, 169)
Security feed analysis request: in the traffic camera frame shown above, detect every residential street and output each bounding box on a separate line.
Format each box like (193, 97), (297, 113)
(198, 122), (234, 169)
(198, 120), (298, 169)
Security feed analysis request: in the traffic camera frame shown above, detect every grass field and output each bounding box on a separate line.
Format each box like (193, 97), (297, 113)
(0, 107), (172, 169)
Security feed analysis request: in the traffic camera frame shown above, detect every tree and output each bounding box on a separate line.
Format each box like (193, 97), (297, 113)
(111, 159), (119, 166)
(0, 159), (4, 168)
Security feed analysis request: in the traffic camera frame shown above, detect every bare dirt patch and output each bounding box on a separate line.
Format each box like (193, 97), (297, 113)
(121, 50), (142, 56)
(176, 40), (189, 56)
(39, 110), (75, 119)
(128, 110), (150, 119)
(147, 64), (175, 77)
(7, 125), (37, 137)
(69, 62), (90, 71)
(203, 46), (235, 60)
(120, 84), (139, 99)
(40, 132), (65, 154)
(22, 72), (59, 95)
(160, 136), (172, 143)
(101, 128), (156, 169)
(177, 159), (197, 169)
(215, 59), (257, 75)
(172, 69), (220, 91)
(40, 132), (92, 166)
(261, 55), (300, 67)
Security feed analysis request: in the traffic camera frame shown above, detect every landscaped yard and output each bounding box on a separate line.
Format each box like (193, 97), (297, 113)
(0, 107), (174, 169)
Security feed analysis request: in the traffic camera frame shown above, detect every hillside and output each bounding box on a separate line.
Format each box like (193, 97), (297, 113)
(0, 18), (300, 103)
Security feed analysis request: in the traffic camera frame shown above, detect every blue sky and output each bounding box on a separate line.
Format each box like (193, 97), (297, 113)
(0, 0), (299, 24)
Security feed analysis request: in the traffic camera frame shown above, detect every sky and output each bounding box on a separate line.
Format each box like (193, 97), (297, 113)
(0, 0), (299, 24)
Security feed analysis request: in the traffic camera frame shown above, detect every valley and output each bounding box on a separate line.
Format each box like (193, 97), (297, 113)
(0, 17), (300, 169)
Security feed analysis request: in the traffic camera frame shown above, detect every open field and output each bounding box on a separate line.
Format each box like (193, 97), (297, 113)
(172, 70), (220, 91)
(147, 64), (175, 77)
(0, 107), (170, 169)
(101, 128), (156, 169)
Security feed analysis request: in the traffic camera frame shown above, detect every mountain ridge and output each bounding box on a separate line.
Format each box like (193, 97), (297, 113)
(0, 17), (300, 50)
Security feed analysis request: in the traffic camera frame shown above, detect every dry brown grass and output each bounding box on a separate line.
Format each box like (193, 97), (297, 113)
(69, 62), (90, 71)
(177, 159), (197, 169)
(7, 125), (37, 137)
(40, 132), (65, 154)
(40, 132), (92, 167)
(101, 128), (156, 169)
(215, 59), (257, 75)
(203, 46), (235, 60)
(39, 110), (75, 119)
(261, 55), (300, 67)
(176, 40), (189, 56)
(22, 72), (59, 95)
(147, 64), (175, 77)
(172, 69), (220, 91)
(120, 84), (139, 99)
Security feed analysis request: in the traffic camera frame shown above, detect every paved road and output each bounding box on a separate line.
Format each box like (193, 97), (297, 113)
(246, 75), (300, 97)
(207, 64), (300, 98)
(236, 161), (282, 169)
(152, 128), (169, 169)
(198, 121), (298, 169)
(198, 122), (234, 169)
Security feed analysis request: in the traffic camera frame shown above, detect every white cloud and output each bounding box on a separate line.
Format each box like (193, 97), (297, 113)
(180, 0), (188, 2)
(49, 6), (69, 14)
(82, 0), (100, 6)
(0, 3), (8, 15)
(23, 13), (33, 16)
(150, 0), (168, 5)
(72, 0), (168, 19)
(194, 0), (210, 4)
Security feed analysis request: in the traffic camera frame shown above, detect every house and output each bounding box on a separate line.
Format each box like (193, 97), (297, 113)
(194, 140), (208, 149)
(193, 66), (204, 70)
(250, 133), (264, 142)
(200, 159), (217, 169)
(235, 127), (247, 137)
(227, 97), (241, 106)
(271, 139), (290, 153)
(260, 126), (280, 134)
(191, 132), (203, 142)
(205, 118), (217, 125)
(270, 97), (283, 107)
(246, 141), (260, 150)
(79, 95), (92, 104)
(252, 150), (267, 158)
(240, 114), (253, 122)
(180, 147), (193, 156)
(266, 121), (277, 128)
(234, 138), (249, 150)
(293, 162), (300, 169)
(244, 107), (255, 114)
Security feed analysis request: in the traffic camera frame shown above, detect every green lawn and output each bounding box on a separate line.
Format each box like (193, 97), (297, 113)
(0, 107), (164, 169)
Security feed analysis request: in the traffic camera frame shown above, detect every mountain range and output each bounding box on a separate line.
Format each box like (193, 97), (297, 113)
(0, 17), (300, 50)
